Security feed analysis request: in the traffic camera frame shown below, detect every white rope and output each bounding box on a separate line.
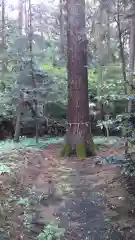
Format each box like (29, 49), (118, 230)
(66, 122), (90, 127)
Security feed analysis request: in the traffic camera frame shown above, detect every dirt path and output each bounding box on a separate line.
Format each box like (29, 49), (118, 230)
(1, 144), (135, 239)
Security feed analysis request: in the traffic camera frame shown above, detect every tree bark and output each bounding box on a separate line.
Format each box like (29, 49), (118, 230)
(128, 6), (135, 113)
(61, 0), (96, 159)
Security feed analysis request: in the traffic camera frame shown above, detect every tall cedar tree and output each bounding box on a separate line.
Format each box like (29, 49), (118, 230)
(61, 0), (95, 159)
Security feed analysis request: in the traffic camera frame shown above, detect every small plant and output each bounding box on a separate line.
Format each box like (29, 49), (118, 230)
(97, 120), (111, 138)
(38, 221), (65, 240)
(0, 164), (10, 174)
(16, 197), (29, 206)
(97, 118), (122, 138)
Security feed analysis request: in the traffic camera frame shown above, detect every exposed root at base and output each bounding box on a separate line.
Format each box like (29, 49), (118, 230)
(60, 143), (72, 157)
(61, 142), (96, 160)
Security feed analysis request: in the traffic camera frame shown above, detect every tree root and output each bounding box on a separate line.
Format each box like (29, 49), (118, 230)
(61, 141), (96, 160)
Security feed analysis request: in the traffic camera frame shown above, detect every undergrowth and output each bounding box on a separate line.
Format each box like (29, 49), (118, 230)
(122, 153), (135, 177)
(0, 137), (63, 154)
(0, 136), (119, 155)
(0, 135), (120, 239)
(37, 221), (65, 240)
(93, 136), (120, 146)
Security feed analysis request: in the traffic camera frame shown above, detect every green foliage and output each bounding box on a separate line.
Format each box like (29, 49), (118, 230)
(0, 164), (10, 174)
(0, 136), (119, 155)
(93, 136), (120, 146)
(38, 221), (65, 240)
(41, 64), (67, 102)
(16, 197), (29, 206)
(46, 102), (67, 119)
(88, 69), (97, 97)
(103, 63), (125, 98)
(0, 0), (131, 139)
(97, 119), (113, 132)
(122, 153), (135, 177)
(42, 64), (66, 77)
(87, 63), (127, 104)
(0, 137), (63, 154)
(97, 119), (122, 137)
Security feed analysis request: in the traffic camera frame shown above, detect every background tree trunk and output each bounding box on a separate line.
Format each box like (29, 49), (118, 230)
(61, 0), (95, 159)
(59, 0), (65, 55)
(28, 0), (39, 143)
(2, 0), (6, 76)
(14, 92), (23, 142)
(96, 3), (104, 121)
(106, 8), (111, 62)
(116, 0), (127, 94)
(14, 0), (24, 142)
(18, 0), (23, 34)
(24, 0), (28, 34)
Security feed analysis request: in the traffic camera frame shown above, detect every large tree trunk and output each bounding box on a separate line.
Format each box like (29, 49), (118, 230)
(128, 5), (135, 113)
(61, 0), (95, 159)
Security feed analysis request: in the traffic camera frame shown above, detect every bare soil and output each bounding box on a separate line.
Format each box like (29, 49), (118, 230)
(0, 143), (135, 240)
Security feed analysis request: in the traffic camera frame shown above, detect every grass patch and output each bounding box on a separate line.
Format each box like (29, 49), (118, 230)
(0, 137), (63, 154)
(94, 136), (120, 146)
(0, 136), (119, 155)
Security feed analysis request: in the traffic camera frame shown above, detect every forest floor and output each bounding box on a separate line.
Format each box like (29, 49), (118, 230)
(0, 138), (135, 239)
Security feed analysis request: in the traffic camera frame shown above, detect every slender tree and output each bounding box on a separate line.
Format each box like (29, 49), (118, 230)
(24, 0), (28, 34)
(28, 0), (39, 142)
(18, 0), (23, 34)
(115, 0), (127, 94)
(61, 0), (95, 158)
(59, 0), (65, 55)
(1, 0), (6, 76)
(14, 0), (24, 142)
(104, 0), (111, 62)
(14, 93), (24, 142)
(96, 3), (104, 121)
